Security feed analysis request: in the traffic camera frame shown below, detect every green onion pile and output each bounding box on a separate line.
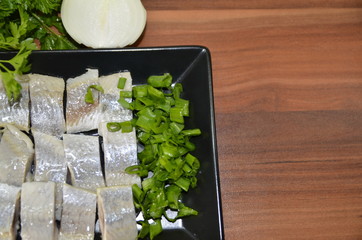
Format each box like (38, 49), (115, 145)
(107, 73), (201, 239)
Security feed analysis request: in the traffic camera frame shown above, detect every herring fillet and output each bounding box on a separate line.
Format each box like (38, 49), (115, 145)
(97, 186), (138, 240)
(59, 184), (97, 240)
(33, 131), (67, 220)
(0, 183), (21, 240)
(29, 74), (65, 138)
(20, 182), (56, 240)
(0, 75), (30, 132)
(63, 134), (105, 191)
(100, 124), (140, 187)
(98, 72), (133, 135)
(66, 68), (100, 133)
(0, 125), (34, 187)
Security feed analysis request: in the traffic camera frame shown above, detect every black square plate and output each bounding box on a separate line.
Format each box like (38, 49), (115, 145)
(1, 46), (224, 240)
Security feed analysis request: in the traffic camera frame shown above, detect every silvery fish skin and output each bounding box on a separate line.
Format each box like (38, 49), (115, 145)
(59, 184), (97, 240)
(66, 68), (100, 133)
(0, 75), (30, 132)
(29, 74), (65, 138)
(0, 183), (21, 240)
(20, 181), (56, 240)
(63, 134), (105, 192)
(100, 124), (140, 187)
(97, 186), (138, 240)
(0, 124), (34, 187)
(33, 131), (67, 220)
(98, 72), (133, 135)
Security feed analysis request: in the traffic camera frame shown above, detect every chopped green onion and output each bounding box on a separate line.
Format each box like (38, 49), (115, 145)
(184, 140), (196, 151)
(106, 121), (133, 133)
(117, 96), (132, 109)
(177, 147), (189, 156)
(182, 163), (192, 174)
(149, 219), (163, 240)
(136, 115), (154, 132)
(121, 73), (201, 240)
(149, 191), (167, 219)
(132, 183), (145, 203)
(142, 177), (157, 192)
(175, 98), (189, 116)
(120, 121), (133, 132)
(166, 185), (182, 209)
(90, 84), (104, 92)
(138, 107), (157, 119)
(138, 221), (150, 239)
(156, 99), (171, 113)
(106, 122), (122, 132)
(169, 122), (184, 134)
(84, 84), (104, 104)
(170, 107), (184, 124)
(126, 165), (148, 178)
(190, 176), (198, 188)
(147, 85), (165, 102)
(176, 204), (198, 218)
(147, 73), (172, 88)
(173, 83), (183, 99)
(159, 155), (174, 172)
(133, 85), (148, 98)
(119, 90), (132, 98)
(137, 131), (151, 144)
(160, 142), (179, 158)
(117, 77), (127, 89)
(175, 177), (191, 192)
(185, 153), (200, 170)
(132, 98), (147, 111)
(182, 128), (202, 137)
(138, 96), (154, 106)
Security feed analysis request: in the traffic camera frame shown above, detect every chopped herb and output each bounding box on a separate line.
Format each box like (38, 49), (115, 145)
(84, 84), (104, 104)
(118, 96), (132, 110)
(147, 73), (172, 88)
(110, 73), (201, 239)
(117, 77), (127, 89)
(106, 121), (133, 133)
(119, 90), (132, 98)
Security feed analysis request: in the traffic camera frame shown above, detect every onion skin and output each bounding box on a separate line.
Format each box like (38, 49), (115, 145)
(61, 0), (147, 48)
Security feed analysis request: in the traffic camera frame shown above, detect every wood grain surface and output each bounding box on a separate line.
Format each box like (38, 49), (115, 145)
(136, 2), (362, 239)
(142, 0), (362, 10)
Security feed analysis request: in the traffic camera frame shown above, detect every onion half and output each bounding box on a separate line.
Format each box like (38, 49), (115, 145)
(61, 0), (147, 48)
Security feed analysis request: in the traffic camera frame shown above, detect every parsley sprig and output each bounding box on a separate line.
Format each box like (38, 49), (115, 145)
(0, 0), (80, 102)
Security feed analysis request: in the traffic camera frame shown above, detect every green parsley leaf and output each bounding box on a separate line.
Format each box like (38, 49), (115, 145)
(0, 44), (33, 102)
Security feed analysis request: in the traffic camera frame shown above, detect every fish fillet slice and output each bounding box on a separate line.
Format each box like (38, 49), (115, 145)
(63, 134), (105, 192)
(66, 68), (100, 133)
(0, 75), (30, 132)
(100, 124), (140, 187)
(59, 184), (97, 240)
(0, 124), (34, 187)
(33, 131), (67, 220)
(20, 181), (56, 240)
(29, 74), (65, 138)
(98, 72), (133, 135)
(97, 186), (138, 240)
(0, 183), (21, 240)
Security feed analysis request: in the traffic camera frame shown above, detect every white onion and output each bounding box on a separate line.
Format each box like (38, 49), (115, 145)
(61, 0), (147, 48)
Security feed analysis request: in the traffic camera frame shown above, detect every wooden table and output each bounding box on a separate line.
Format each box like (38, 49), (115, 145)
(137, 1), (362, 239)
